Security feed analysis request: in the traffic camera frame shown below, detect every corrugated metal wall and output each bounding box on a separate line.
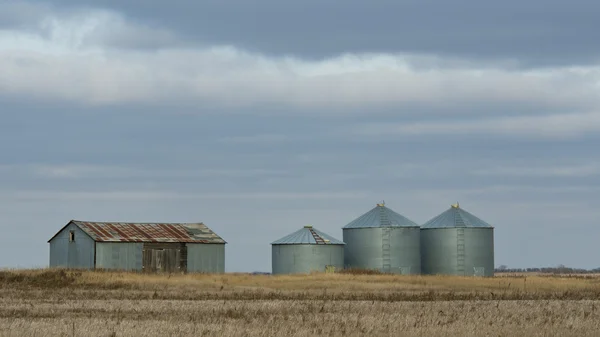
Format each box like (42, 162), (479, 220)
(95, 242), (143, 271)
(343, 227), (421, 274)
(49, 223), (95, 269)
(186, 244), (225, 273)
(421, 228), (494, 276)
(272, 244), (344, 275)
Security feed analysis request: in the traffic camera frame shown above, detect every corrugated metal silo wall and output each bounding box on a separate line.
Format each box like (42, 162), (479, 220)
(49, 223), (95, 269)
(421, 228), (494, 276)
(95, 242), (143, 271)
(272, 244), (344, 275)
(186, 244), (225, 273)
(343, 227), (421, 274)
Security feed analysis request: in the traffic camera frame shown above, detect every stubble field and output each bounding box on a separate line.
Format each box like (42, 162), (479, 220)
(1, 269), (600, 336)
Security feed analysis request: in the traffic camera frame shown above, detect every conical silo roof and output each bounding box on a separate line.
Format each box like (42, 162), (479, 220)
(271, 226), (345, 245)
(343, 202), (420, 229)
(422, 203), (493, 229)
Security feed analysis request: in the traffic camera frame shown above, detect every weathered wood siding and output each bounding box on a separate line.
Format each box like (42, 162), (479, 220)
(142, 243), (187, 273)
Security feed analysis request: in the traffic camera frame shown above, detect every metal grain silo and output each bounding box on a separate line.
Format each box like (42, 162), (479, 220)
(271, 226), (344, 275)
(342, 203), (421, 274)
(421, 203), (494, 277)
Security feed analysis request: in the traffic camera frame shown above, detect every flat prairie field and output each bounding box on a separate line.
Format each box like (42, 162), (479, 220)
(1, 270), (600, 336)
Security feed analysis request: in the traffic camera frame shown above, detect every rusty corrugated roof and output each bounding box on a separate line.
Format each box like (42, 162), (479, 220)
(67, 220), (226, 243)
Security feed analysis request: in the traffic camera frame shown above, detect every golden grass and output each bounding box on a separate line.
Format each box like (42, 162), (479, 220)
(3, 268), (600, 300)
(1, 269), (600, 336)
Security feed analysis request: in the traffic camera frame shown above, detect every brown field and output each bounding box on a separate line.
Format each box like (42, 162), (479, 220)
(1, 269), (600, 336)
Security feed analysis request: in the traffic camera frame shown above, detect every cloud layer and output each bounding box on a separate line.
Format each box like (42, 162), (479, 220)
(1, 5), (600, 114)
(22, 0), (600, 66)
(355, 112), (600, 139)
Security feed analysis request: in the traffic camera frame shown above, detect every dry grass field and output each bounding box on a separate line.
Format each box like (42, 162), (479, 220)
(1, 269), (600, 336)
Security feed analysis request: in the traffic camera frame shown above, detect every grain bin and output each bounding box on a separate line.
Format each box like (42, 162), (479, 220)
(342, 203), (421, 274)
(271, 226), (344, 275)
(421, 203), (494, 277)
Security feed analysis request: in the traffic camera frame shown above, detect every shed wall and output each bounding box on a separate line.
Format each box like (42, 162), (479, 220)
(49, 223), (95, 269)
(95, 242), (143, 271)
(421, 228), (494, 276)
(186, 244), (225, 273)
(343, 227), (420, 274)
(272, 244), (344, 275)
(143, 243), (187, 273)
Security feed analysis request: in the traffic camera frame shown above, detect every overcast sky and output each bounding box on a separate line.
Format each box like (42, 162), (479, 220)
(1, 0), (599, 272)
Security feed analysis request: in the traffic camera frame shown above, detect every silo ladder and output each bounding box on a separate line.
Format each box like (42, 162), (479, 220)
(457, 228), (465, 275)
(382, 227), (391, 272)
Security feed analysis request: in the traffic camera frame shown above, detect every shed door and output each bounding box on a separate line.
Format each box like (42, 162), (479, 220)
(143, 248), (180, 273)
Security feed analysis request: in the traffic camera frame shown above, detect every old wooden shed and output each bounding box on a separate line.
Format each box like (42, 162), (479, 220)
(48, 220), (226, 273)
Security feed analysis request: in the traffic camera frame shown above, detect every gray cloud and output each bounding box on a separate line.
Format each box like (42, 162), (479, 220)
(471, 164), (600, 178)
(0, 1), (51, 28)
(354, 112), (600, 139)
(23, 0), (600, 66)
(0, 1), (183, 49)
(1, 3), (599, 114)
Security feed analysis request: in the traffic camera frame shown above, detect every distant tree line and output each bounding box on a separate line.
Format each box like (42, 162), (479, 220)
(495, 264), (600, 274)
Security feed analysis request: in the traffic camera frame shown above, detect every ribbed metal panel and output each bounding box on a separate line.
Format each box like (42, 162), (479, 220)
(421, 228), (494, 276)
(95, 242), (143, 271)
(186, 244), (225, 273)
(271, 226), (344, 274)
(271, 244), (344, 274)
(343, 227), (421, 274)
(342, 203), (421, 274)
(421, 205), (494, 276)
(49, 223), (95, 269)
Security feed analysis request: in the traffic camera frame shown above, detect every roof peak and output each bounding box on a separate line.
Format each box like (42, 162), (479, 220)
(343, 203), (419, 229)
(422, 205), (493, 229)
(50, 220), (226, 243)
(71, 220), (204, 225)
(272, 226), (344, 245)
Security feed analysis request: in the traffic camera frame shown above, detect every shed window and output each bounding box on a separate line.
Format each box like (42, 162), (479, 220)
(69, 231), (75, 242)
